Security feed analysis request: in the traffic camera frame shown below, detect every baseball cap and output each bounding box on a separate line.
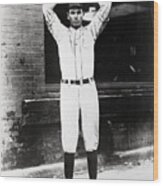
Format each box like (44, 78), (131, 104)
(68, 3), (84, 10)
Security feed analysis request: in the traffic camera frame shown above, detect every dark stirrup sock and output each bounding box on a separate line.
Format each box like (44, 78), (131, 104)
(87, 150), (98, 179)
(64, 152), (75, 179)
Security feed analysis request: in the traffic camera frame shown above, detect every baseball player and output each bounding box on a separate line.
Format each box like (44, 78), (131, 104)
(42, 2), (112, 179)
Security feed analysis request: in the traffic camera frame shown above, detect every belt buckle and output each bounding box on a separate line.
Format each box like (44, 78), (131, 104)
(80, 78), (83, 85)
(68, 79), (71, 85)
(89, 77), (93, 84)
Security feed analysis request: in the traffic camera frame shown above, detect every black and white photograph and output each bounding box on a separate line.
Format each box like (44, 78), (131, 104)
(0, 0), (157, 180)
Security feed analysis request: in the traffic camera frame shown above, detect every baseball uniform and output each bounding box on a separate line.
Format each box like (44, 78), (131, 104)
(43, 3), (111, 153)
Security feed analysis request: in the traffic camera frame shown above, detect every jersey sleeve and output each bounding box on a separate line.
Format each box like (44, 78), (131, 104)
(42, 5), (67, 42)
(87, 2), (112, 40)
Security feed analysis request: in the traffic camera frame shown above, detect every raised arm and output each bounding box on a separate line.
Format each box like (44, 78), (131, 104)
(42, 3), (67, 42)
(88, 2), (112, 40)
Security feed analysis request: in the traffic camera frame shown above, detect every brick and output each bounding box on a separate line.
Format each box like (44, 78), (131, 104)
(0, 4), (47, 170)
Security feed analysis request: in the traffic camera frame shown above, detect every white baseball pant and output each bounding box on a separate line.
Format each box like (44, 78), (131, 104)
(60, 80), (99, 153)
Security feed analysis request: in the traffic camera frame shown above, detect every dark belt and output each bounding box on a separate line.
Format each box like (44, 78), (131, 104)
(61, 77), (94, 85)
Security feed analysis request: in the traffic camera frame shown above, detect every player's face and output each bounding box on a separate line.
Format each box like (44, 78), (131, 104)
(67, 8), (84, 29)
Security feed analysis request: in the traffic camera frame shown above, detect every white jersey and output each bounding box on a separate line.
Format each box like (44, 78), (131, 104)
(43, 3), (111, 80)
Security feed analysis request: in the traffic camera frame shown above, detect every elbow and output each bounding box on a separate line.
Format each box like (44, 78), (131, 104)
(106, 2), (112, 10)
(42, 4), (47, 14)
(42, 3), (56, 11)
(99, 1), (112, 10)
(42, 4), (56, 15)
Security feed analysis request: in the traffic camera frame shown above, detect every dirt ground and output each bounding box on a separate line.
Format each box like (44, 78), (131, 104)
(74, 158), (153, 180)
(1, 146), (154, 181)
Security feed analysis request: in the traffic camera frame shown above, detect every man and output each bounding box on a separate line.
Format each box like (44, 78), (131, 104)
(42, 2), (112, 179)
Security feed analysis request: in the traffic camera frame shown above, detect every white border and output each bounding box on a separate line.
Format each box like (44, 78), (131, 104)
(0, 0), (162, 186)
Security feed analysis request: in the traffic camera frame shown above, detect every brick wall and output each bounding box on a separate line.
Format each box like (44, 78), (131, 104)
(0, 4), (46, 170)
